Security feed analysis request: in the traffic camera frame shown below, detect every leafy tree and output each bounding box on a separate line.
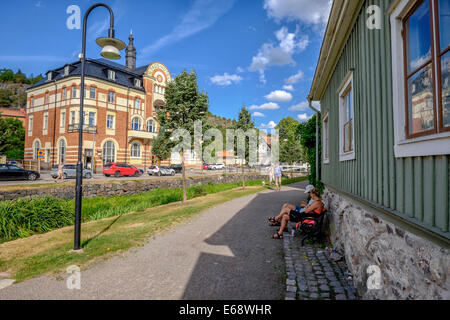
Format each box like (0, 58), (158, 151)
(157, 70), (209, 202)
(0, 88), (14, 108)
(277, 117), (306, 177)
(151, 129), (174, 164)
(232, 106), (255, 189)
(0, 117), (25, 160)
(297, 114), (322, 190)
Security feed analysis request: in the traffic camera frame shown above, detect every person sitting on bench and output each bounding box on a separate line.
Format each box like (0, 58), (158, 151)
(268, 184), (314, 224)
(270, 187), (324, 239)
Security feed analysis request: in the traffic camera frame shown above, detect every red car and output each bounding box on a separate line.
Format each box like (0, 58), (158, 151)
(103, 163), (141, 177)
(203, 163), (210, 170)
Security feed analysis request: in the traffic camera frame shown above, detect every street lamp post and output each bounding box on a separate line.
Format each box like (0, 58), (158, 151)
(74, 3), (125, 251)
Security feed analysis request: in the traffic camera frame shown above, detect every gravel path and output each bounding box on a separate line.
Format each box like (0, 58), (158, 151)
(0, 181), (309, 300)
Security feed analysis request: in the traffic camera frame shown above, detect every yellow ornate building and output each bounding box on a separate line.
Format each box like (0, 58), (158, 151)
(24, 33), (171, 171)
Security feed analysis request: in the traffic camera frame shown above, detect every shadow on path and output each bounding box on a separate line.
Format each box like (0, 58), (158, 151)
(182, 181), (309, 300)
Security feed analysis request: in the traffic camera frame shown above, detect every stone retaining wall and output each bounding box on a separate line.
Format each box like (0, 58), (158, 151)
(323, 187), (449, 300)
(0, 174), (268, 201)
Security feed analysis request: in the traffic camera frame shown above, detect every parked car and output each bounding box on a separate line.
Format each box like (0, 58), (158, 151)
(0, 164), (40, 181)
(51, 164), (93, 179)
(203, 163), (210, 170)
(103, 163), (142, 177)
(6, 160), (24, 168)
(160, 166), (176, 176)
(170, 164), (183, 173)
(209, 163), (225, 170)
(147, 165), (175, 176)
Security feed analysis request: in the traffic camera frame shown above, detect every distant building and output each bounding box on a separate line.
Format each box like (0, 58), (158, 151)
(0, 107), (26, 127)
(24, 32), (171, 171)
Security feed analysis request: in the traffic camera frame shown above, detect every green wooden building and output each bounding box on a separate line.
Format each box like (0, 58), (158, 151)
(309, 0), (449, 299)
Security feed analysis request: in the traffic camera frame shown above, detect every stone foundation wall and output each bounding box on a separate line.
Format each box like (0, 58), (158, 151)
(0, 174), (268, 201)
(323, 187), (450, 300)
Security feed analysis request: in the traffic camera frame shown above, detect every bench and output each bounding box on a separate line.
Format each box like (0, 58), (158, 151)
(290, 210), (327, 246)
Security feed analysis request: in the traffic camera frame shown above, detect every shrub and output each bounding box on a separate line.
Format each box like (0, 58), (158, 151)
(0, 197), (73, 241)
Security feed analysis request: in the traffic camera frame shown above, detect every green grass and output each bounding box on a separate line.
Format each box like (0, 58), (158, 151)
(0, 177), (307, 243)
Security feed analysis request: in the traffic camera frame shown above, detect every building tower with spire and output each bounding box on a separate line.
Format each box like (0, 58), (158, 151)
(126, 30), (136, 70)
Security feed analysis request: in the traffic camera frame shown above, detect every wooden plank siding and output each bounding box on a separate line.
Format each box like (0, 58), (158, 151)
(320, 0), (449, 238)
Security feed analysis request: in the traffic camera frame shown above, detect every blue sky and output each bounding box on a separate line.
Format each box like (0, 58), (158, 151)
(0, 0), (331, 128)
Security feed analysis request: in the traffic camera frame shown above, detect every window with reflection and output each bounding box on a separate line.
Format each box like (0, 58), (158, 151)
(103, 141), (115, 164)
(403, 0), (450, 137)
(131, 117), (141, 131)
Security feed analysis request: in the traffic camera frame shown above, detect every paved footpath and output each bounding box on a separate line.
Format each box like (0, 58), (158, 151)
(0, 181), (357, 300)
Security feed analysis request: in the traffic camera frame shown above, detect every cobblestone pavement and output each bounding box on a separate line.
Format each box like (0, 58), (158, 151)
(283, 230), (359, 300)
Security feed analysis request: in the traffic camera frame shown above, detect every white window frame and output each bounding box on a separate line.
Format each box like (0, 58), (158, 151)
(60, 111), (66, 128)
(390, 0), (450, 157)
(90, 87), (96, 99)
(62, 87), (67, 100)
(108, 91), (115, 104)
(135, 79), (141, 87)
(28, 115), (33, 134)
(130, 143), (141, 158)
(107, 114), (115, 129)
(64, 66), (69, 76)
(135, 97), (140, 109)
(72, 86), (77, 98)
(108, 70), (116, 81)
(322, 111), (330, 164)
(43, 112), (49, 130)
(338, 71), (355, 161)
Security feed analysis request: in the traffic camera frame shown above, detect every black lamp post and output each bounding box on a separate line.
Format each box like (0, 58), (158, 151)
(74, 3), (125, 251)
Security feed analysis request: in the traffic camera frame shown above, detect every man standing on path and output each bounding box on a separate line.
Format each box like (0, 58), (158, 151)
(274, 163), (282, 191)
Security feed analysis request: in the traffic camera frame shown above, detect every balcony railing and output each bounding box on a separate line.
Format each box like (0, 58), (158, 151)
(68, 123), (97, 134)
(128, 127), (158, 140)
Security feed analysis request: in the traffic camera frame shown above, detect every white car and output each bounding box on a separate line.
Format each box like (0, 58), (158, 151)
(147, 165), (175, 176)
(209, 163), (225, 170)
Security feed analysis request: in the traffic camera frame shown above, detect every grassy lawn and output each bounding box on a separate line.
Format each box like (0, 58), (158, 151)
(0, 177), (306, 282)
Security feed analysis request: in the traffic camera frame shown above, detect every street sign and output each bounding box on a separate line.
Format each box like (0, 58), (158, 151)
(37, 150), (45, 159)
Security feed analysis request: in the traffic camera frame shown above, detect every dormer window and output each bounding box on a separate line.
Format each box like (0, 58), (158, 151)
(108, 70), (116, 81)
(64, 66), (70, 76)
(47, 72), (52, 81)
(134, 78), (141, 87)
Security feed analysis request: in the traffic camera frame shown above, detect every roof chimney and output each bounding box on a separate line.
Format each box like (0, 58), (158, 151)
(126, 30), (136, 70)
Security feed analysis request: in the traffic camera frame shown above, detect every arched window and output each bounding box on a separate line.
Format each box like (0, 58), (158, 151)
(131, 143), (141, 158)
(59, 139), (66, 164)
(34, 141), (40, 160)
(103, 141), (115, 164)
(147, 119), (155, 133)
(131, 117), (141, 131)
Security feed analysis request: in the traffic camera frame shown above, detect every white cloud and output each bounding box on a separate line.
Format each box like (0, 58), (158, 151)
(249, 102), (280, 110)
(252, 112), (266, 117)
(249, 27), (309, 84)
(289, 100), (321, 111)
(297, 113), (312, 122)
(236, 66), (245, 73)
(142, 0), (237, 56)
(210, 73), (243, 86)
(283, 85), (294, 91)
(285, 70), (304, 84)
(264, 0), (332, 27)
(265, 90), (293, 103)
(260, 121), (278, 129)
